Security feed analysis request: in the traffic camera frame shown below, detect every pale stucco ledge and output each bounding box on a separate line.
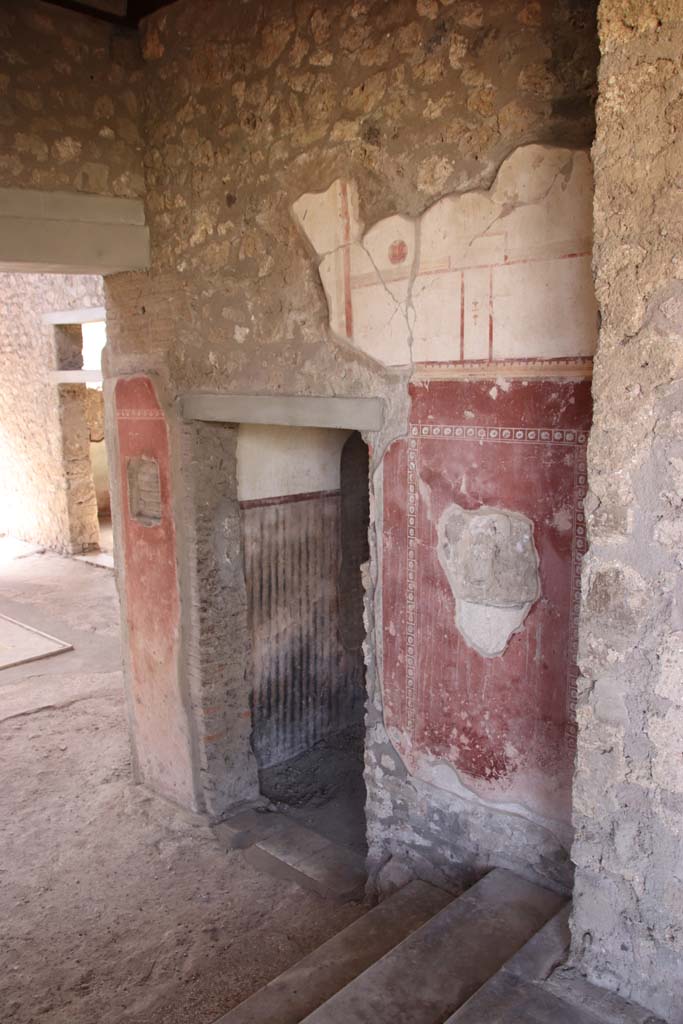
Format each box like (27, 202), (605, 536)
(180, 393), (385, 432)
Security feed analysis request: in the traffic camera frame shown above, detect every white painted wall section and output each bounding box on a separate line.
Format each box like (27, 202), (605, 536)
(237, 425), (351, 502)
(292, 145), (597, 367)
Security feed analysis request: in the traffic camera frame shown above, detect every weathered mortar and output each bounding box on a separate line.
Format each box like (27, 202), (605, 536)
(97, 0), (600, 882)
(0, 0), (145, 197)
(0, 273), (104, 552)
(571, 3), (683, 1020)
(106, 0), (597, 395)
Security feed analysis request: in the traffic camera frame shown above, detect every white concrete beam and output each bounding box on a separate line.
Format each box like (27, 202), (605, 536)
(180, 393), (385, 432)
(49, 370), (103, 384)
(0, 187), (149, 275)
(42, 307), (106, 325)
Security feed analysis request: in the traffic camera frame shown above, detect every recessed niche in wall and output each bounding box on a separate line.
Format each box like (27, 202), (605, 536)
(127, 456), (162, 526)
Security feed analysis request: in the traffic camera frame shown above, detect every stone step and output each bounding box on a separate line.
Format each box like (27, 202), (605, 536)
(213, 804), (290, 850)
(447, 971), (601, 1023)
(447, 907), (661, 1024)
(300, 868), (566, 1024)
(243, 841), (367, 901)
(444, 907), (585, 1023)
(213, 880), (453, 1024)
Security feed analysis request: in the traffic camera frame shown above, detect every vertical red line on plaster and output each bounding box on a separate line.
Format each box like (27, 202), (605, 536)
(340, 181), (354, 339)
(488, 267), (494, 361)
(459, 271), (465, 362)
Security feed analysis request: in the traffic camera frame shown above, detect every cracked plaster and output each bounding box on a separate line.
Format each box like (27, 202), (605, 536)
(292, 145), (597, 368)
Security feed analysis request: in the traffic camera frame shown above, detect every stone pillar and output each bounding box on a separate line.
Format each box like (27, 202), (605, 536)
(110, 375), (199, 811)
(58, 384), (100, 554)
(571, 4), (683, 1019)
(176, 419), (259, 818)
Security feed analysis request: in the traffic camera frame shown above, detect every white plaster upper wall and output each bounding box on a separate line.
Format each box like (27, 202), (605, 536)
(292, 145), (598, 367)
(237, 425), (351, 502)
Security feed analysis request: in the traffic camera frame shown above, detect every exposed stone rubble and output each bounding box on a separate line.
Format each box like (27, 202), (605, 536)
(0, 3), (144, 197)
(571, 3), (683, 1021)
(105, 0), (598, 398)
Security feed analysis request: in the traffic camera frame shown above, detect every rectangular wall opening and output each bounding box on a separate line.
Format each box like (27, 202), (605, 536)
(238, 425), (370, 855)
(82, 321), (112, 557)
(54, 318), (112, 561)
(0, 275), (112, 558)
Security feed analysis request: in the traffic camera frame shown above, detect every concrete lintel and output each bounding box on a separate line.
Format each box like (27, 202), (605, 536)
(0, 187), (145, 225)
(49, 370), (103, 384)
(180, 393), (385, 432)
(43, 307), (106, 326)
(0, 188), (149, 275)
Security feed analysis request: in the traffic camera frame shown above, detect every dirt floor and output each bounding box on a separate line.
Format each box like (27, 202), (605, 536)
(0, 539), (363, 1024)
(260, 730), (368, 855)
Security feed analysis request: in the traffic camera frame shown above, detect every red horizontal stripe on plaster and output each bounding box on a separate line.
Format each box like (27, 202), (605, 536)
(239, 489), (341, 510)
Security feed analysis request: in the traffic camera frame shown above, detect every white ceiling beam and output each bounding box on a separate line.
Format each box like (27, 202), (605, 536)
(42, 307), (106, 325)
(0, 187), (149, 275)
(49, 370), (103, 383)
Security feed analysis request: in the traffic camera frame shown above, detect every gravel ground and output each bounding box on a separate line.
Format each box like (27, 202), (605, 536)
(0, 542), (362, 1024)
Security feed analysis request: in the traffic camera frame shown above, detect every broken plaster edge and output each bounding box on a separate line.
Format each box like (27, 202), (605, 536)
(294, 144), (591, 367)
(403, 743), (573, 847)
(436, 503), (541, 658)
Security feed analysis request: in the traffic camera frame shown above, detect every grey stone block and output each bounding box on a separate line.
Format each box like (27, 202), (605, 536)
(301, 868), (564, 1024)
(214, 880), (453, 1024)
(449, 970), (605, 1023)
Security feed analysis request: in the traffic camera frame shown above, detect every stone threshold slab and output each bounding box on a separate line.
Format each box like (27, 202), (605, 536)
(213, 805), (367, 901)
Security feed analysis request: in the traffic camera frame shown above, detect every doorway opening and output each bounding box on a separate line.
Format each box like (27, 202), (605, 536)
(81, 321), (112, 558)
(238, 426), (370, 855)
(53, 316), (112, 563)
(0, 273), (113, 562)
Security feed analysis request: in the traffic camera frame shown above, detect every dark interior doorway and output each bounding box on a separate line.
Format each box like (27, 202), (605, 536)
(245, 430), (370, 854)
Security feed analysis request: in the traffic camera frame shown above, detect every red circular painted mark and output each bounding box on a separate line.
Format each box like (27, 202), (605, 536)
(388, 239), (408, 265)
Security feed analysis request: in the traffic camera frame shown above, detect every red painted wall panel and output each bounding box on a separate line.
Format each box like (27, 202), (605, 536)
(382, 379), (590, 827)
(115, 376), (194, 808)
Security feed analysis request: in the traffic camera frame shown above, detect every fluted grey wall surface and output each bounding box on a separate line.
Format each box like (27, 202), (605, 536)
(243, 490), (366, 768)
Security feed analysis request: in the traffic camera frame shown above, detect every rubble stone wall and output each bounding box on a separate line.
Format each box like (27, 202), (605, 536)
(571, 3), (683, 1020)
(0, 0), (144, 197)
(106, 0), (597, 393)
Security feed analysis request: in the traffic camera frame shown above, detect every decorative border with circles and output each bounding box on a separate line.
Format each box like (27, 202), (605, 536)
(410, 424), (588, 444)
(116, 408), (164, 420)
